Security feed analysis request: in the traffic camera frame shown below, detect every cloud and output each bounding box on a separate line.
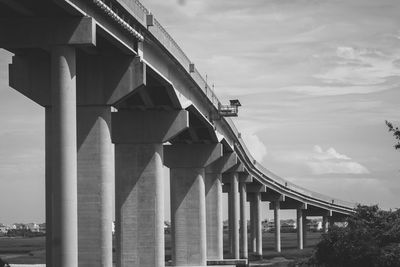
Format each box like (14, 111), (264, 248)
(242, 132), (267, 162)
(280, 82), (400, 96)
(236, 121), (267, 162)
(317, 46), (399, 85)
(312, 145), (351, 160)
(307, 161), (369, 175)
(274, 145), (369, 175)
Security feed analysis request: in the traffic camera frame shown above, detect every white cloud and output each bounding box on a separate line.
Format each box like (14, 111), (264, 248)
(307, 161), (369, 175)
(314, 46), (400, 86)
(280, 82), (399, 96)
(273, 145), (369, 175)
(236, 121), (268, 162)
(242, 132), (267, 162)
(312, 145), (351, 160)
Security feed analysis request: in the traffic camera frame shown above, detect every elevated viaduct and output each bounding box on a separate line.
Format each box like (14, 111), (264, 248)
(0, 0), (355, 266)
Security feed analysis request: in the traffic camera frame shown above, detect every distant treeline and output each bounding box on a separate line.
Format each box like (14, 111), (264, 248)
(5, 229), (45, 238)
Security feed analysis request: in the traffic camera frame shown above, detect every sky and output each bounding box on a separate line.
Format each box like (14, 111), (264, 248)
(0, 0), (400, 224)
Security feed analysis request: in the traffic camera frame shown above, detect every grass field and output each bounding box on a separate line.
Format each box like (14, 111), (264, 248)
(0, 231), (322, 264)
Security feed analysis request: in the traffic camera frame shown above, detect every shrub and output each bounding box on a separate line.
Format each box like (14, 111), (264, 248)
(311, 205), (400, 267)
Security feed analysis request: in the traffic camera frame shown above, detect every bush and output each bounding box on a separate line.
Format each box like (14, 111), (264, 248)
(311, 205), (400, 267)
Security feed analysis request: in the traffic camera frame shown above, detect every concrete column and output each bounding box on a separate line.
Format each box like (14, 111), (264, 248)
(205, 173), (223, 260)
(45, 107), (53, 267)
(165, 143), (222, 267)
(229, 173), (240, 259)
(51, 46), (78, 267)
(274, 201), (281, 253)
(112, 110), (187, 267)
(296, 208), (303, 250)
(77, 106), (113, 267)
(228, 188), (233, 256)
(302, 215), (307, 248)
(115, 144), (164, 267)
(322, 216), (329, 233)
(170, 168), (207, 266)
(255, 192), (262, 257)
(249, 195), (256, 253)
(239, 183), (248, 259)
(329, 216), (335, 228)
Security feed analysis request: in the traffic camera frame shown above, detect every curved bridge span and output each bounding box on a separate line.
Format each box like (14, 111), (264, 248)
(0, 0), (355, 266)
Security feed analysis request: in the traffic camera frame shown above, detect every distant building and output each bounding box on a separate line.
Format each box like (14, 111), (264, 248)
(307, 219), (322, 231)
(281, 219), (296, 231)
(12, 223), (27, 230)
(25, 223), (40, 232)
(0, 223), (7, 234)
(262, 219), (297, 232)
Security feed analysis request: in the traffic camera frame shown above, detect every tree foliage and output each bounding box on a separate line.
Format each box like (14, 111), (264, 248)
(311, 205), (400, 267)
(385, 121), (400, 150)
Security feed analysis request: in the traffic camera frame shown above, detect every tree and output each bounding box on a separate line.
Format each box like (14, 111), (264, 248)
(309, 205), (400, 267)
(385, 121), (400, 150)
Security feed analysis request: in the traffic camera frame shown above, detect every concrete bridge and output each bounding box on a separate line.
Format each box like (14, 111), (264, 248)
(0, 0), (355, 266)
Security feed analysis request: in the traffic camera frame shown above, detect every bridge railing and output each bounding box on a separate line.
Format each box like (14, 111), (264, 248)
(114, 0), (222, 109)
(114, 0), (354, 210)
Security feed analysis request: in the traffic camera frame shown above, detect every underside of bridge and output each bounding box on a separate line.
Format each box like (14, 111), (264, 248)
(0, 0), (355, 267)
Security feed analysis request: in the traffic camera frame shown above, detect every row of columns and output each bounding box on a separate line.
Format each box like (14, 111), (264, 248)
(33, 46), (336, 267)
(37, 44), (243, 267)
(247, 196), (334, 255)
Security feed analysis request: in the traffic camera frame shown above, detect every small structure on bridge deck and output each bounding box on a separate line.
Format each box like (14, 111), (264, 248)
(219, 99), (242, 117)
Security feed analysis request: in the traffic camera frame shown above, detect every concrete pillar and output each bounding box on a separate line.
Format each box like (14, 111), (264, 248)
(274, 201), (281, 253)
(329, 216), (335, 228)
(296, 208), (303, 250)
(115, 144), (164, 267)
(322, 216), (329, 233)
(51, 46), (78, 267)
(302, 215), (307, 248)
(205, 173), (223, 260)
(228, 173), (240, 259)
(255, 192), (262, 257)
(228, 188), (233, 256)
(239, 183), (248, 259)
(171, 168), (207, 266)
(249, 195), (256, 253)
(112, 110), (187, 267)
(77, 106), (113, 267)
(45, 107), (53, 267)
(165, 143), (222, 267)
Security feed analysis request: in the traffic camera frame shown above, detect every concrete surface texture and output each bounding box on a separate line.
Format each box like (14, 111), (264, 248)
(77, 106), (113, 267)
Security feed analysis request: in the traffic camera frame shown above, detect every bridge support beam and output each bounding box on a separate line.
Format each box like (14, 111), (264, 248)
(165, 144), (222, 267)
(239, 182), (248, 259)
(51, 46), (78, 267)
(77, 106), (113, 267)
(254, 192), (262, 257)
(322, 215), (329, 233)
(225, 172), (240, 259)
(205, 153), (237, 260)
(274, 201), (281, 253)
(303, 215), (308, 248)
(45, 108), (53, 267)
(329, 216), (335, 228)
(205, 173), (223, 260)
(112, 110), (188, 267)
(249, 196), (256, 254)
(297, 208), (304, 250)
